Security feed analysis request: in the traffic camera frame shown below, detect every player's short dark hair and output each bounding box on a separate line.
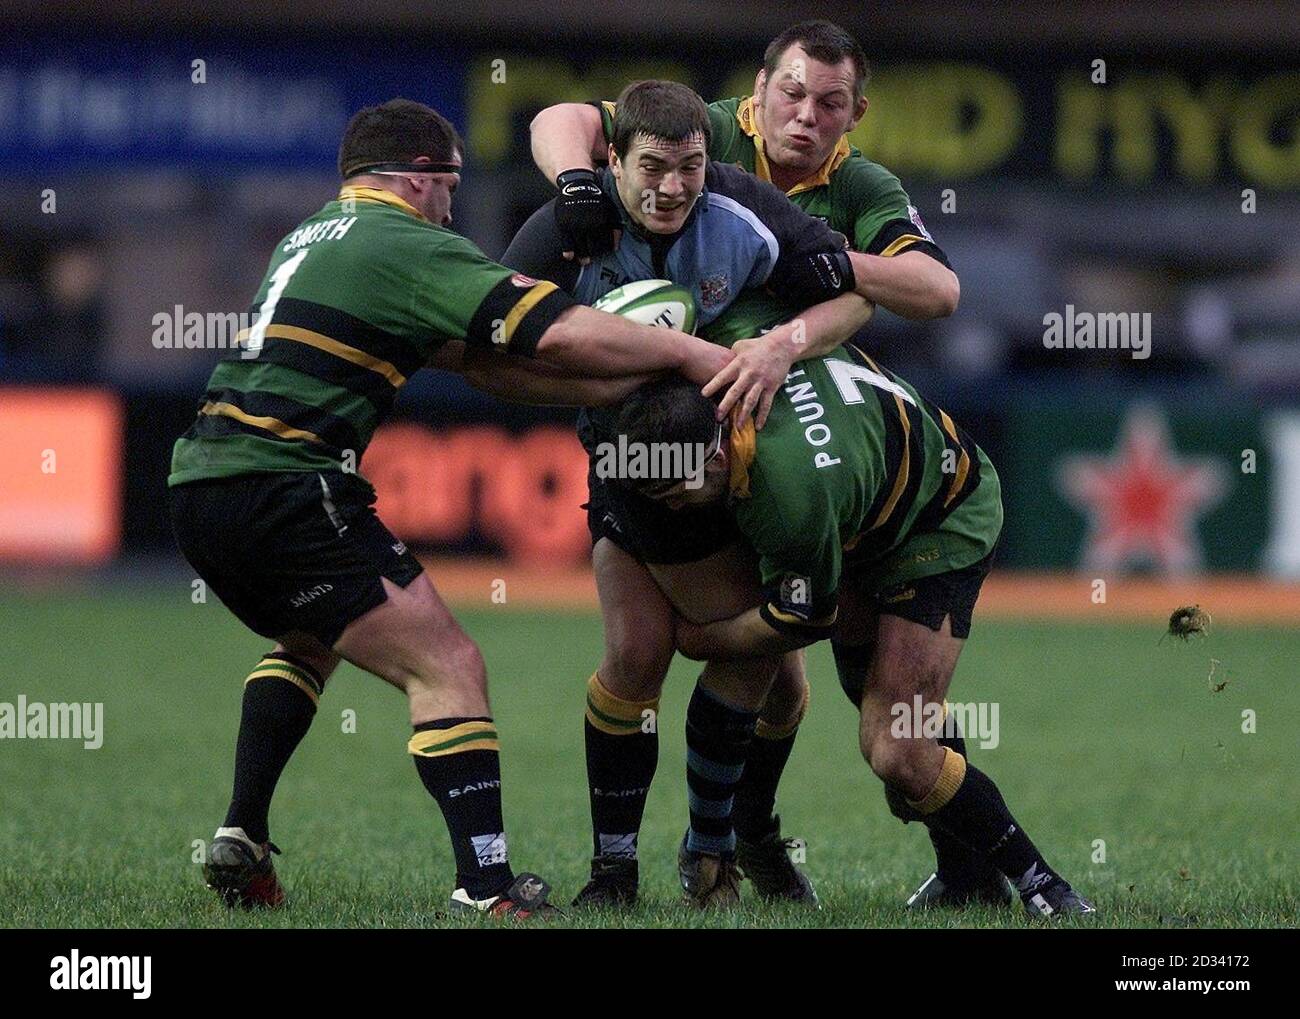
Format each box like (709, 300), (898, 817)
(337, 98), (462, 179)
(763, 19), (869, 98)
(614, 376), (720, 478)
(610, 81), (712, 160)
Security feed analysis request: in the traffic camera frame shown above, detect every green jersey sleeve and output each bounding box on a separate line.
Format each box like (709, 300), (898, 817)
(407, 230), (575, 357)
(705, 98), (746, 163)
(831, 158), (913, 251)
(833, 157), (950, 265)
(594, 100), (616, 144)
(735, 472), (842, 639)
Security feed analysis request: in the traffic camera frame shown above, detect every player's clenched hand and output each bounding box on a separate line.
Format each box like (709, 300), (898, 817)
(678, 338), (734, 387)
(555, 168), (621, 264)
(702, 334), (794, 429)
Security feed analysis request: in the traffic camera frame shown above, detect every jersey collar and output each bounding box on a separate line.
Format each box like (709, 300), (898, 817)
(728, 414), (757, 499)
(736, 95), (851, 196)
(337, 185), (428, 222)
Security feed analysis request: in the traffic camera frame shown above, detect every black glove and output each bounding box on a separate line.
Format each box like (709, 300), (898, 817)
(774, 249), (857, 303)
(555, 168), (621, 260)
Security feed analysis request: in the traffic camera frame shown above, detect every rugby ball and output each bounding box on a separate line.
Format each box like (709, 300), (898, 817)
(593, 279), (697, 334)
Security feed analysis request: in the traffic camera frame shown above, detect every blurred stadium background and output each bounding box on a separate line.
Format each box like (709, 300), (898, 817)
(4, 0), (1299, 593)
(1, 2), (1298, 926)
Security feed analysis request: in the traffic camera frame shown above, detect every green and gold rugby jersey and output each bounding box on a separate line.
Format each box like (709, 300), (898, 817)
(168, 186), (574, 487)
(723, 343), (1001, 637)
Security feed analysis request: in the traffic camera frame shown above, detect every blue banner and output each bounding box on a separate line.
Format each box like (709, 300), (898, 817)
(0, 37), (466, 170)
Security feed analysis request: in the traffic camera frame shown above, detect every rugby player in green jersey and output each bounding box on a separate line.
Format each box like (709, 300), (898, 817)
(167, 99), (732, 918)
(529, 21), (1001, 908)
(612, 355), (1096, 917)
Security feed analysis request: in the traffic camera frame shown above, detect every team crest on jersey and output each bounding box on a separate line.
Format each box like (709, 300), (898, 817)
(510, 273), (538, 288)
(906, 205), (934, 242)
(699, 273), (731, 309)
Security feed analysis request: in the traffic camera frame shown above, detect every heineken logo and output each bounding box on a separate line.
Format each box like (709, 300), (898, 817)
(1056, 405), (1228, 574)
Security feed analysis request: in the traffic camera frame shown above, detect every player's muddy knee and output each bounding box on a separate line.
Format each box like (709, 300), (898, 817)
(442, 634), (487, 691)
(761, 667), (808, 728)
(863, 730), (930, 799)
(600, 640), (671, 701)
(405, 632), (487, 698)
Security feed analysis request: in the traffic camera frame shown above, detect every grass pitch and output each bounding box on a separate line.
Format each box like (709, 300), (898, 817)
(1, 584), (1296, 928)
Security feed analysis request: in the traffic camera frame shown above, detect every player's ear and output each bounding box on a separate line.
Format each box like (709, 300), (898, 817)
(754, 69), (767, 105)
(849, 94), (869, 129)
(608, 144), (622, 180)
(406, 155), (432, 190)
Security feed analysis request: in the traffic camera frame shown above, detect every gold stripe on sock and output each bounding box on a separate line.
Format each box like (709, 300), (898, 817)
(244, 664), (320, 706)
(585, 672), (659, 736)
(755, 680), (809, 740)
(249, 656), (322, 692)
(907, 746), (968, 814)
(407, 720), (500, 757)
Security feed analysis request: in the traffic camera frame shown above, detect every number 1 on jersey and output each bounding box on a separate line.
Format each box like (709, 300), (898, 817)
(242, 249), (309, 359)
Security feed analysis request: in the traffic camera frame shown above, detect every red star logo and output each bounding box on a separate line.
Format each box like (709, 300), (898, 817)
(1057, 406), (1228, 574)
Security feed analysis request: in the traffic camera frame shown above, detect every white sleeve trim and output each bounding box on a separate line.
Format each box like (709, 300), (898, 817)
(705, 192), (780, 286)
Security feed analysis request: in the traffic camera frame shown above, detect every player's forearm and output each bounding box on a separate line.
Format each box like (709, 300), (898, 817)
(529, 103), (606, 184)
(536, 305), (729, 383)
(460, 347), (656, 407)
(577, 371), (665, 406)
(846, 250), (960, 320)
(773, 293), (876, 361)
(676, 608), (812, 661)
(432, 338), (651, 406)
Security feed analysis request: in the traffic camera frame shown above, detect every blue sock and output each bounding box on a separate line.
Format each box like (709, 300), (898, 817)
(684, 682), (758, 856)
